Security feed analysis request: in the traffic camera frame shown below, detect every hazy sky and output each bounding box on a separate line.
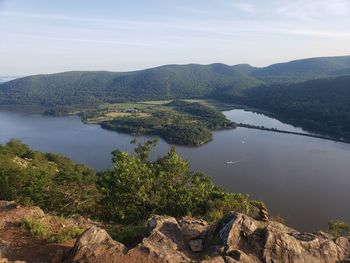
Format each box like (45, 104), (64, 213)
(1, 0), (350, 75)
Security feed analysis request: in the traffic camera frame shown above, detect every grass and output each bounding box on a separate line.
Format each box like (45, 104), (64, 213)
(21, 217), (84, 243)
(139, 100), (172, 105)
(20, 217), (51, 239)
(49, 226), (84, 243)
(86, 101), (175, 124)
(105, 112), (150, 118)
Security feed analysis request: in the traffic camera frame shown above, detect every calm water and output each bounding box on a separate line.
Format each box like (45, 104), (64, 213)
(224, 109), (307, 133)
(1, 109), (350, 231)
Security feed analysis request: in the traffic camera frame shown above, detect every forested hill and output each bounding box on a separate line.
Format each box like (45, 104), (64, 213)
(0, 64), (260, 106)
(250, 55), (350, 83)
(238, 75), (350, 139)
(1, 55), (350, 107)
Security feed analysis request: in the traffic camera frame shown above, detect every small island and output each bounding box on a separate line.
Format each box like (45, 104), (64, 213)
(80, 100), (236, 146)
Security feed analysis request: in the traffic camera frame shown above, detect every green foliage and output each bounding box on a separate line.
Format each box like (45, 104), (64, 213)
(108, 225), (148, 247)
(21, 218), (51, 239)
(237, 76), (350, 140)
(21, 217), (84, 243)
(50, 226), (84, 243)
(0, 140), (100, 217)
(97, 140), (260, 223)
(205, 193), (260, 223)
(0, 64), (259, 107)
(1, 56), (350, 140)
(328, 220), (350, 238)
(1, 139), (261, 226)
(101, 101), (234, 146)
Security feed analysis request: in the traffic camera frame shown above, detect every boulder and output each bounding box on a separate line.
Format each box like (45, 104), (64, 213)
(65, 226), (127, 262)
(200, 256), (225, 263)
(222, 256), (239, 263)
(178, 216), (208, 241)
(189, 239), (203, 252)
(213, 212), (350, 263)
(138, 215), (193, 263)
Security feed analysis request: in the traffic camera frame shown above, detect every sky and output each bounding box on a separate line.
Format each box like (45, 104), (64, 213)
(0, 0), (350, 76)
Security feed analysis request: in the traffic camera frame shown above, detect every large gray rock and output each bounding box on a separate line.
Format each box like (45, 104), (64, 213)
(213, 212), (350, 263)
(200, 256), (225, 263)
(138, 215), (193, 263)
(65, 226), (126, 263)
(178, 216), (208, 241)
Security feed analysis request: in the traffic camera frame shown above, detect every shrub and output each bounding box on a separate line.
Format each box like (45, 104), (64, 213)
(20, 218), (51, 239)
(97, 140), (261, 224)
(328, 220), (350, 238)
(50, 226), (84, 243)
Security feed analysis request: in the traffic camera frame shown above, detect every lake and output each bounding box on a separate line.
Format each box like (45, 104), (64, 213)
(0, 109), (349, 231)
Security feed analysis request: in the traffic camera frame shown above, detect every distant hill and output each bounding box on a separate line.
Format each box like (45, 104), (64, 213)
(1, 55), (350, 140)
(0, 64), (260, 106)
(1, 55), (350, 107)
(251, 56), (350, 83)
(0, 76), (20, 84)
(239, 75), (350, 139)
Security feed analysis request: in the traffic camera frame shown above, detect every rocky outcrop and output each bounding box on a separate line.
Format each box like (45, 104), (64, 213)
(67, 212), (350, 263)
(209, 211), (350, 263)
(64, 227), (126, 262)
(1, 200), (350, 263)
(137, 215), (194, 262)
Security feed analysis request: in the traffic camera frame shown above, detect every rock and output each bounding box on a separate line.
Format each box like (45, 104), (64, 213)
(0, 259), (26, 263)
(138, 215), (193, 263)
(258, 202), (269, 222)
(189, 239), (203, 252)
(222, 256), (239, 263)
(263, 221), (349, 263)
(201, 256), (225, 263)
(228, 249), (260, 263)
(217, 212), (261, 254)
(0, 201), (17, 212)
(0, 240), (9, 258)
(315, 231), (334, 240)
(65, 226), (127, 262)
(178, 216), (208, 241)
(207, 245), (225, 257)
(213, 211), (350, 263)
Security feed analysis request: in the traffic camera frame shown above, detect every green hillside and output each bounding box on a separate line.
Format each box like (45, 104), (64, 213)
(251, 56), (350, 83)
(0, 64), (260, 107)
(238, 75), (350, 139)
(1, 55), (350, 141)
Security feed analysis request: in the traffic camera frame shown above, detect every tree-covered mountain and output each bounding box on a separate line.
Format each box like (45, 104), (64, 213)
(0, 64), (260, 106)
(251, 56), (350, 84)
(237, 75), (350, 139)
(1, 55), (350, 107)
(1, 55), (350, 140)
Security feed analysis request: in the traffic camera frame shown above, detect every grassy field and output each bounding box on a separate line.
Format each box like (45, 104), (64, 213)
(85, 99), (240, 124)
(85, 101), (173, 123)
(83, 99), (235, 146)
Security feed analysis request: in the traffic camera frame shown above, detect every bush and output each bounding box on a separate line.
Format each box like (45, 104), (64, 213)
(21, 218), (51, 239)
(50, 226), (84, 243)
(97, 140), (261, 223)
(328, 220), (350, 238)
(0, 140), (100, 217)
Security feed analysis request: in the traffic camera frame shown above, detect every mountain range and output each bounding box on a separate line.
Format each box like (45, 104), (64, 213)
(1, 55), (350, 140)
